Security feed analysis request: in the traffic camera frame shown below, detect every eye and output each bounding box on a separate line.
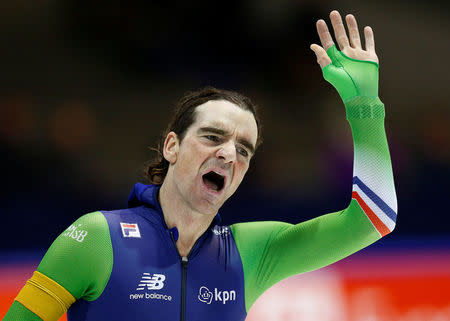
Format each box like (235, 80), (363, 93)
(236, 146), (249, 157)
(205, 135), (220, 142)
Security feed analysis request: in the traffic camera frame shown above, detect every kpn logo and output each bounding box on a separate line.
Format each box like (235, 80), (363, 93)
(198, 286), (236, 305)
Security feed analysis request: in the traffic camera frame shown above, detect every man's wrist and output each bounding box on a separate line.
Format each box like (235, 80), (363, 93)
(345, 96), (385, 120)
(323, 45), (380, 102)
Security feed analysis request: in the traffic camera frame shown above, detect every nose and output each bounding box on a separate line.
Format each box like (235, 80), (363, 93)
(216, 141), (236, 163)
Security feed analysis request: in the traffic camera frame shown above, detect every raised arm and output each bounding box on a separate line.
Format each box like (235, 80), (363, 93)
(311, 10), (397, 233)
(231, 10), (397, 313)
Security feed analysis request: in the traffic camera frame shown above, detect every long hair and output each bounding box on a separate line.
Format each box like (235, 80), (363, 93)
(145, 86), (262, 184)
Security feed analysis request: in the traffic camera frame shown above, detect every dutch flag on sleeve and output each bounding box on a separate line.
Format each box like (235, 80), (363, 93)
(352, 176), (397, 237)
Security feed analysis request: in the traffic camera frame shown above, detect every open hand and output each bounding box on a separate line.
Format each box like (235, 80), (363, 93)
(310, 10), (379, 68)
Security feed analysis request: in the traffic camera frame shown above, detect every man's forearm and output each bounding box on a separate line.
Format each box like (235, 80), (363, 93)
(346, 96), (397, 236)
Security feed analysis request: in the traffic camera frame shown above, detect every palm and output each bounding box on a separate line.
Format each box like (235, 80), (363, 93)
(341, 46), (378, 64)
(310, 11), (379, 68)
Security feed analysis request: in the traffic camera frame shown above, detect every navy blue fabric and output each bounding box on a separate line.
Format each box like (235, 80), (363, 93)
(68, 184), (246, 321)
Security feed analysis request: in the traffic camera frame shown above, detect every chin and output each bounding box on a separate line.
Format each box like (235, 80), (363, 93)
(193, 193), (227, 216)
(199, 199), (224, 215)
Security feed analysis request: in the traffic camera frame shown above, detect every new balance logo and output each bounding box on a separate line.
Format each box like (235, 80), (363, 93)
(136, 273), (166, 291)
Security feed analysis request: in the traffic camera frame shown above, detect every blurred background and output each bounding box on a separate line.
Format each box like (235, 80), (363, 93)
(1, 0), (449, 320)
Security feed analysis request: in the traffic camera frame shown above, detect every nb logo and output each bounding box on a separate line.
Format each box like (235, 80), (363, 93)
(136, 273), (166, 291)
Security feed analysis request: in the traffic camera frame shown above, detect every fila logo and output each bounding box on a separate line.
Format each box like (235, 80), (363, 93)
(198, 286), (236, 305)
(120, 222), (141, 238)
(136, 273), (166, 291)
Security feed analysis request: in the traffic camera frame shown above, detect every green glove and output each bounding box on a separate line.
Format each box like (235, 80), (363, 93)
(322, 44), (380, 103)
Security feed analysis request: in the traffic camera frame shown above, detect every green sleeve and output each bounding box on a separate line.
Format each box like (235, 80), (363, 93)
(231, 201), (378, 312)
(2, 301), (43, 321)
(37, 211), (113, 301)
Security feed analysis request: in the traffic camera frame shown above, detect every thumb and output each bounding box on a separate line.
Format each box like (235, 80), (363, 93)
(310, 44), (332, 69)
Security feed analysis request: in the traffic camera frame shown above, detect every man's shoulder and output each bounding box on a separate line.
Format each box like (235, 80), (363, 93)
(101, 205), (160, 222)
(99, 205), (167, 239)
(63, 207), (149, 238)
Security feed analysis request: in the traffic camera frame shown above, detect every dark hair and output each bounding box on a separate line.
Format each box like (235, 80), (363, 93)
(145, 86), (262, 184)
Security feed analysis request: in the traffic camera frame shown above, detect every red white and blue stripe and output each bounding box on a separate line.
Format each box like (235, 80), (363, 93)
(352, 176), (397, 236)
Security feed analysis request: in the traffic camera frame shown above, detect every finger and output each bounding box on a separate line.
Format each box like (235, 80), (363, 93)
(316, 19), (334, 51)
(310, 44), (332, 68)
(364, 26), (376, 53)
(345, 14), (362, 49)
(330, 10), (350, 50)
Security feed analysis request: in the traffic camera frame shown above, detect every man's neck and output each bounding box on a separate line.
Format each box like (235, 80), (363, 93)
(159, 181), (215, 257)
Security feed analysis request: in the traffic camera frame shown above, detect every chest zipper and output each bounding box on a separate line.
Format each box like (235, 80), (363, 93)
(170, 230), (207, 321)
(181, 256), (188, 321)
(169, 231), (191, 321)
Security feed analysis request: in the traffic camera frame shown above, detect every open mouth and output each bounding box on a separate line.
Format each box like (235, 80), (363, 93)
(202, 171), (225, 192)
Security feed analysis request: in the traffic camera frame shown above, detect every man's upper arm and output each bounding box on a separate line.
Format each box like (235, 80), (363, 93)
(5, 211), (113, 321)
(37, 211), (113, 301)
(3, 301), (44, 321)
(230, 202), (379, 313)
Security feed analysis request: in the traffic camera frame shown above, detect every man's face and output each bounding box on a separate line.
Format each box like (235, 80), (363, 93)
(165, 100), (258, 215)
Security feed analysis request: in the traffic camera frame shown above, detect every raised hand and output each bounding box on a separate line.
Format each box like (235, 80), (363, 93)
(309, 10), (381, 102)
(310, 10), (378, 69)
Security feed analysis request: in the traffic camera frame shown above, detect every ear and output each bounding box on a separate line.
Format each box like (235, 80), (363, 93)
(163, 131), (179, 164)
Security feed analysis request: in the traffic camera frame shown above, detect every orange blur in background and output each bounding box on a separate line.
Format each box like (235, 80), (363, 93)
(2, 250), (449, 321)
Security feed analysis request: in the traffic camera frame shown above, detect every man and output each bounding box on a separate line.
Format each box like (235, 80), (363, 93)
(3, 10), (397, 321)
